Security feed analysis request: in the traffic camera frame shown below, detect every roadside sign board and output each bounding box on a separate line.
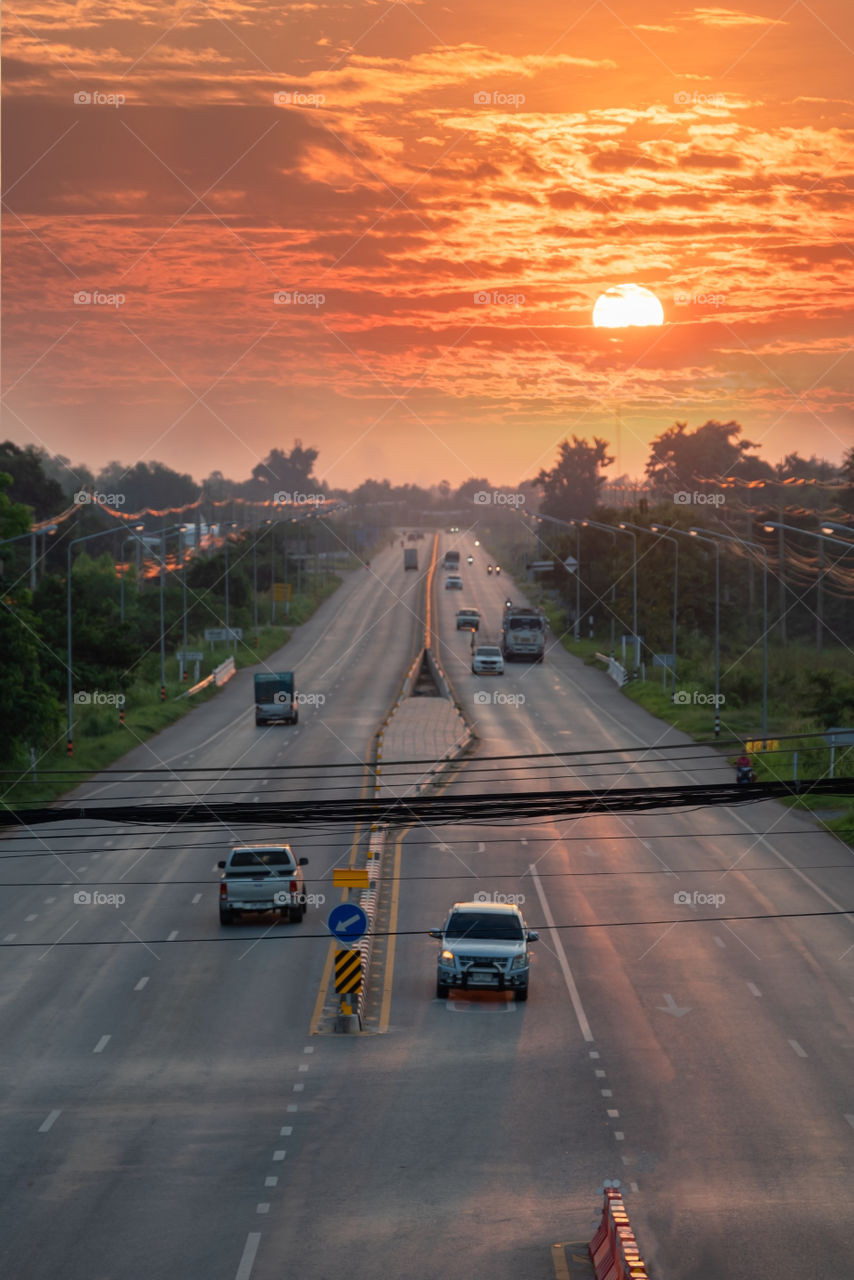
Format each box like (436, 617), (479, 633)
(333, 868), (370, 889)
(177, 650), (204, 662)
(334, 949), (363, 994)
(327, 902), (369, 942)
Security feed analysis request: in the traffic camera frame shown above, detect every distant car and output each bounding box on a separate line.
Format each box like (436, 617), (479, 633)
(472, 644), (504, 674)
(429, 902), (538, 1001)
(445, 575), (463, 589)
(456, 608), (480, 631)
(407, 532), (418, 541)
(218, 845), (309, 926)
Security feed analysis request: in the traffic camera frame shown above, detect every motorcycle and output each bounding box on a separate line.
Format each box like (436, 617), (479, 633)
(494, 565), (501, 576)
(486, 564), (493, 574)
(736, 764), (756, 785)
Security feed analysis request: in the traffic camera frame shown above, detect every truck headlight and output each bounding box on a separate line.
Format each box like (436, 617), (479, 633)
(440, 950), (456, 968)
(510, 954), (528, 970)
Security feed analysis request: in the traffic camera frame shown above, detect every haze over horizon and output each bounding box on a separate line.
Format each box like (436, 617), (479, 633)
(4, 0), (853, 489)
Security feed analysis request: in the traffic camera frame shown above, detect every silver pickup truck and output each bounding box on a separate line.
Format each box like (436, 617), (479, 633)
(429, 902), (538, 1001)
(218, 845), (309, 926)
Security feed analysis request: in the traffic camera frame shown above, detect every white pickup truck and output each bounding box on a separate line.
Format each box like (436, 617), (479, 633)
(218, 845), (309, 925)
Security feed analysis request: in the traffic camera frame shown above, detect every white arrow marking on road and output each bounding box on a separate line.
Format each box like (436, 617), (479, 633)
(657, 993), (692, 1017)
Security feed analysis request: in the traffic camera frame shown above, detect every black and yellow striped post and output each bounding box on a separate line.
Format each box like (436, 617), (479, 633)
(335, 948), (363, 1032)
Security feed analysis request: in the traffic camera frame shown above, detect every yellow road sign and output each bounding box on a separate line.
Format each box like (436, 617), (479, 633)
(333, 868), (370, 889)
(335, 949), (363, 994)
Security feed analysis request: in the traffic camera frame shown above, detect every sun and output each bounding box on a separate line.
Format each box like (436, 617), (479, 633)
(593, 284), (664, 328)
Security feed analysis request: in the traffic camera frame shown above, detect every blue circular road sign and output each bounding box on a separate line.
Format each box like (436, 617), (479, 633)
(327, 902), (369, 943)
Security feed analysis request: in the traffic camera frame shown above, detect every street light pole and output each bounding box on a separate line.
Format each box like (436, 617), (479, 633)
(617, 523), (639, 670)
(688, 529), (721, 737)
(648, 524), (679, 698)
(763, 521), (854, 653)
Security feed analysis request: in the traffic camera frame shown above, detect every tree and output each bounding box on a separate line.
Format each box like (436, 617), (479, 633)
(534, 436), (614, 520)
(645, 420), (764, 493)
(95, 460), (199, 512)
(0, 443), (67, 519)
(238, 443), (321, 501)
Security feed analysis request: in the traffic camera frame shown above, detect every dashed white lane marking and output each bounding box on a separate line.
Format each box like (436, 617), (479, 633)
(292, 1083), (304, 1092)
(192, 894), (202, 905)
(747, 982), (762, 997)
(265, 1176), (278, 1187)
(134, 977), (149, 991)
(303, 1046), (314, 1053)
(845, 1115), (854, 1132)
(78, 867), (87, 874)
(93, 1036), (111, 1054)
(789, 1039), (807, 1058)
(520, 839), (527, 846)
(44, 897), (56, 904)
(595, 1070), (606, 1078)
(272, 1151), (286, 1161)
(287, 1104), (298, 1113)
(235, 1232), (261, 1280)
(38, 1110), (61, 1133)
(614, 1132), (625, 1141)
(589, 1051), (599, 1058)
(298, 1064), (309, 1072)
(607, 1110), (620, 1118)
(280, 1126), (292, 1136)
(212, 864), (220, 873)
(530, 864), (593, 1042)
(25, 914), (38, 923)
(256, 1204), (269, 1215)
(4, 934), (17, 942)
(167, 931), (178, 942)
(713, 937), (725, 949)
(601, 1090), (613, 1097)
(477, 842), (485, 853)
(630, 1182), (639, 1193)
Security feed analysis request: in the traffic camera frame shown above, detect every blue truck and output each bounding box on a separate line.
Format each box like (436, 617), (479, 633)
(254, 672), (298, 726)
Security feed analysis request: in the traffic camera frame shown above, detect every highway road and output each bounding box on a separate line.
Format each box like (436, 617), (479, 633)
(2, 530), (853, 1279)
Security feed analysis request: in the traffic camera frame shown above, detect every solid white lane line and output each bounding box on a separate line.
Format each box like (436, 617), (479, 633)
(747, 982), (762, 997)
(235, 1232), (261, 1280)
(789, 1039), (807, 1058)
(134, 977), (149, 991)
(93, 1036), (111, 1054)
(38, 1110), (61, 1133)
(530, 864), (593, 1042)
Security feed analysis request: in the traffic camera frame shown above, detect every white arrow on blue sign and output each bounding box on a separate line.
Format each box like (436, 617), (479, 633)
(327, 903), (369, 942)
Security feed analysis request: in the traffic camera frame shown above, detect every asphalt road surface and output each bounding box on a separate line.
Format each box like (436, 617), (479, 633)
(1, 532), (853, 1279)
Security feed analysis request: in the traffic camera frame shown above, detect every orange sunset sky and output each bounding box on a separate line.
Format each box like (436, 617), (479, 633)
(3, 1), (853, 490)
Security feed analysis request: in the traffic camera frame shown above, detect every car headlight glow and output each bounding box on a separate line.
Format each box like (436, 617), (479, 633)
(440, 950), (456, 967)
(510, 954), (528, 970)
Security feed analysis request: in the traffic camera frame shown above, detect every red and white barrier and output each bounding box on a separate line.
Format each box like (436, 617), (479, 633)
(589, 1186), (649, 1280)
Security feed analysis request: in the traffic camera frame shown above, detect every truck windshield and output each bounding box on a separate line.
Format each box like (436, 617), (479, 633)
(508, 617), (544, 631)
(445, 913), (524, 940)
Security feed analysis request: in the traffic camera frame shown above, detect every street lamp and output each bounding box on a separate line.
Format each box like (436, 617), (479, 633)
(617, 523), (639, 669)
(66, 525), (136, 757)
(582, 519), (618, 657)
(222, 521), (238, 642)
(688, 525), (768, 745)
(688, 528), (721, 737)
(762, 521), (854, 652)
(648, 523), (680, 699)
(0, 524), (58, 591)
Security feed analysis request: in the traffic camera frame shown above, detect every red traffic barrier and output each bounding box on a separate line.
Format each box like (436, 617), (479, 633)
(589, 1186), (648, 1280)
